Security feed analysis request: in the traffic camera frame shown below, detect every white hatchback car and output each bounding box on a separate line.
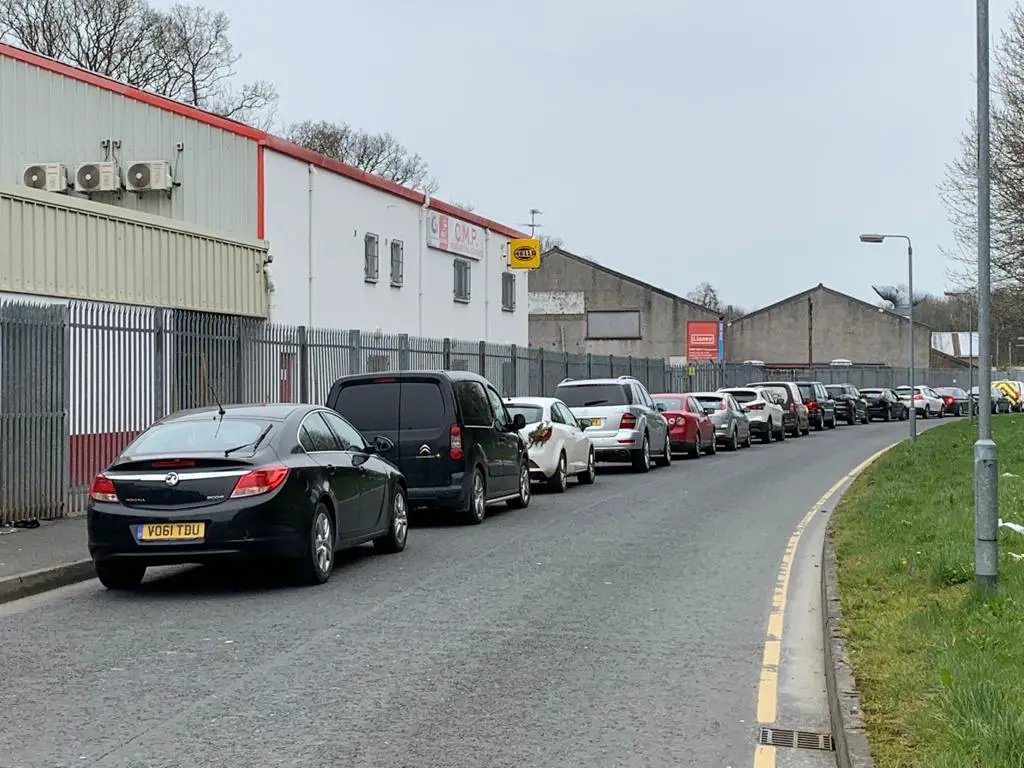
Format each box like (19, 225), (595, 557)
(503, 396), (597, 492)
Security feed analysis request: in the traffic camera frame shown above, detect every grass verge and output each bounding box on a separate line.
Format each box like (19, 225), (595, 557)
(831, 415), (1024, 768)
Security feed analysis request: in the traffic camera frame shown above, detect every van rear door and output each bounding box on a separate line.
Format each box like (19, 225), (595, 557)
(328, 378), (401, 468)
(395, 378), (453, 489)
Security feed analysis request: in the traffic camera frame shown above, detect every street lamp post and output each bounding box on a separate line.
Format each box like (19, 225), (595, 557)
(859, 233), (916, 442)
(976, 0), (998, 593)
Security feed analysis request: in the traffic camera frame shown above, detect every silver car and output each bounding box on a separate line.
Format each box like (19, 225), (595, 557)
(690, 391), (752, 450)
(553, 376), (671, 473)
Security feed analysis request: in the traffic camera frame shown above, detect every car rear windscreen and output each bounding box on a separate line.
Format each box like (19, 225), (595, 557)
(652, 396), (684, 411)
(127, 418), (270, 455)
(725, 390), (758, 403)
(506, 404), (543, 424)
(335, 380), (446, 432)
(759, 385), (791, 403)
(797, 384), (815, 399)
(555, 383), (631, 408)
(825, 386), (843, 395)
(694, 395), (724, 408)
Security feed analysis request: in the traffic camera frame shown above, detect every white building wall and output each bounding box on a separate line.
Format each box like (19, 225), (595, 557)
(263, 149), (528, 345)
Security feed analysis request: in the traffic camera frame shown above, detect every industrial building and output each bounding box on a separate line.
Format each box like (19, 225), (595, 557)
(528, 247), (720, 360)
(725, 284), (964, 368)
(0, 42), (528, 344)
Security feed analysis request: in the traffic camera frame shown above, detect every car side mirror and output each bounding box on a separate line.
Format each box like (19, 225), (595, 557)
(372, 435), (394, 453)
(578, 421), (589, 430)
(512, 413), (527, 430)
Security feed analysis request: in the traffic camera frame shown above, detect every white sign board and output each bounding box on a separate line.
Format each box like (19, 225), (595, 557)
(426, 211), (484, 260)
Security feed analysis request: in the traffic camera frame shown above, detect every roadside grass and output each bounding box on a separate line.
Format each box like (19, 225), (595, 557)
(831, 415), (1024, 768)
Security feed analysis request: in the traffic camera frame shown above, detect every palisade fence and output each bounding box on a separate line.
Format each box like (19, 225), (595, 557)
(0, 297), (991, 523)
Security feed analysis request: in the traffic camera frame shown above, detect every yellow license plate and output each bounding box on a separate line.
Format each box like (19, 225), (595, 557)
(137, 522), (205, 542)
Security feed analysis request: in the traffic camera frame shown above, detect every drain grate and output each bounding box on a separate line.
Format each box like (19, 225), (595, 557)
(758, 726), (835, 751)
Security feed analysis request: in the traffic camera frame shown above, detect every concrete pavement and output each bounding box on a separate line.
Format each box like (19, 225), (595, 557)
(0, 417), (944, 768)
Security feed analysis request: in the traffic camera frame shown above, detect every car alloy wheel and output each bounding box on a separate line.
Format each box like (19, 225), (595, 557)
(313, 509), (333, 577)
(375, 487), (409, 553)
(579, 449), (596, 484)
(469, 470), (486, 523)
(507, 463), (531, 508)
(663, 434), (672, 464)
(548, 453), (568, 493)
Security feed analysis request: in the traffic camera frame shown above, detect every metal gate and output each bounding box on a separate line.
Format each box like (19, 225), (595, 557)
(0, 301), (68, 523)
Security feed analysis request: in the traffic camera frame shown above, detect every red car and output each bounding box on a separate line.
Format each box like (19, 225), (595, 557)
(651, 393), (717, 458)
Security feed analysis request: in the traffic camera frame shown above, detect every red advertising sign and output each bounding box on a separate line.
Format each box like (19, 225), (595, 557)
(686, 320), (720, 360)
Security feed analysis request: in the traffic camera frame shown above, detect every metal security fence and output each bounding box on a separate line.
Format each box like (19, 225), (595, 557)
(0, 296), (997, 523)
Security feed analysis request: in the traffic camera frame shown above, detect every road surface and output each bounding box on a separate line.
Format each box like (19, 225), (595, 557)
(0, 419), (941, 768)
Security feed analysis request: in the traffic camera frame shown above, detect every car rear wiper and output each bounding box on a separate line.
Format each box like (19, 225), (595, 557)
(224, 424), (273, 457)
(582, 399), (609, 406)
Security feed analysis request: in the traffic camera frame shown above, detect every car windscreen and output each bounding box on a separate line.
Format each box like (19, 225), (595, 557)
(506, 404), (543, 424)
(724, 390), (758, 403)
(126, 418), (271, 455)
(555, 383), (631, 408)
(652, 396), (685, 411)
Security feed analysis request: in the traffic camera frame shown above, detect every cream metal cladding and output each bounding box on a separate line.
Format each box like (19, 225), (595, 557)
(1, 186), (268, 317)
(0, 50), (258, 237)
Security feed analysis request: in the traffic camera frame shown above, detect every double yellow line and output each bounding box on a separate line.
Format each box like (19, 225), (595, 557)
(752, 443), (897, 767)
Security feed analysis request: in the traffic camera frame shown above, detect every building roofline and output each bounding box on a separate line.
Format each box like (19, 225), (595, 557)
(732, 282), (933, 331)
(0, 42), (527, 241)
(542, 247), (719, 315)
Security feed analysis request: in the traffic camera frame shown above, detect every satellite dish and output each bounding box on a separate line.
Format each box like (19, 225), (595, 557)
(872, 284), (924, 317)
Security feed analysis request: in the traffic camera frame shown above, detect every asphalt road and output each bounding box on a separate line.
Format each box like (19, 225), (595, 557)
(0, 417), (943, 768)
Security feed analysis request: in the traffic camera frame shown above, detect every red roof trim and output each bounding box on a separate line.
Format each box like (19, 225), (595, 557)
(1, 41), (526, 240)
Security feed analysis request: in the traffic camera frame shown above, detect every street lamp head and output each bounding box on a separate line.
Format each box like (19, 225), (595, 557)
(859, 233), (886, 244)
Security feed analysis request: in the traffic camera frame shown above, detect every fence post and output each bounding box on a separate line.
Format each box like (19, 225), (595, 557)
(348, 329), (362, 375)
(609, 353), (614, 376)
(153, 310), (166, 420)
(586, 353), (593, 378)
(442, 337), (452, 369)
(510, 344), (518, 395)
(627, 355), (633, 376)
(645, 357), (651, 388)
(398, 333), (410, 370)
(538, 347), (545, 394)
(298, 325), (309, 403)
(563, 351), (570, 381)
(478, 340), (487, 375)
(234, 318), (245, 402)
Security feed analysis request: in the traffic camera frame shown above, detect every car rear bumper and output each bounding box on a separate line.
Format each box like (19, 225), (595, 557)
(590, 430), (644, 462)
(87, 503), (309, 565)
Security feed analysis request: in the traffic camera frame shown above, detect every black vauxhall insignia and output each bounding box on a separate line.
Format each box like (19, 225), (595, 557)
(86, 403), (409, 590)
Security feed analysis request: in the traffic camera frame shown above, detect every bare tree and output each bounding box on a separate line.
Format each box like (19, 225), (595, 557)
(286, 120), (438, 193)
(686, 281), (722, 312)
(0, 0), (277, 128)
(540, 234), (564, 250)
(448, 201), (475, 212)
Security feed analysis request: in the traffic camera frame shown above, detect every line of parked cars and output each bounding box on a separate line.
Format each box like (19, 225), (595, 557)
(82, 370), (973, 592)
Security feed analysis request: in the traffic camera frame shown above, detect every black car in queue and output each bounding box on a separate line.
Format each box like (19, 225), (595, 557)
(325, 370), (531, 525)
(858, 388), (908, 421)
(935, 386), (970, 417)
(794, 380), (837, 430)
(86, 404), (409, 590)
(825, 383), (869, 425)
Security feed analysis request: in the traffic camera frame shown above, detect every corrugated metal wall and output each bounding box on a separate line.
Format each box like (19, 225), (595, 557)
(0, 54), (258, 238)
(0, 185), (269, 317)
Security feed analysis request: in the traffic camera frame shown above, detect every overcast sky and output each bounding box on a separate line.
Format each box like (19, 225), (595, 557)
(168, 0), (1013, 311)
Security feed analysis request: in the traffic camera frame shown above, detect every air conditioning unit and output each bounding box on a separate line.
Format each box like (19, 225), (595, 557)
(22, 163), (70, 192)
(124, 160), (173, 192)
(74, 162), (120, 193)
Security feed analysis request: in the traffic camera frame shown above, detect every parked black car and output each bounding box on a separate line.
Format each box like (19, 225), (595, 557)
(859, 388), (908, 421)
(935, 386), (970, 417)
(326, 370), (530, 525)
(825, 384), (869, 425)
(795, 380), (837, 430)
(87, 404), (409, 590)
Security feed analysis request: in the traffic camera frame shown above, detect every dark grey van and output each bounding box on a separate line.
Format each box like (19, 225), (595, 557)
(326, 370), (530, 525)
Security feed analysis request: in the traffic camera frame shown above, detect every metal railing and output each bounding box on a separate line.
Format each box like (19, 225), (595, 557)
(0, 297), (995, 523)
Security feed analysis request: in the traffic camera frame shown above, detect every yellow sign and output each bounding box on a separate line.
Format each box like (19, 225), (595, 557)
(508, 238), (541, 270)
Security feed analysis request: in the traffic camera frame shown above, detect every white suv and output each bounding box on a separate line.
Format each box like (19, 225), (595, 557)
(719, 387), (786, 443)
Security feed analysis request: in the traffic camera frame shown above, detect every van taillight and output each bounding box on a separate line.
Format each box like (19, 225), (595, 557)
(449, 424), (464, 460)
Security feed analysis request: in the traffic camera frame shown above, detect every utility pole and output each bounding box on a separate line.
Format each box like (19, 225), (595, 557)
(975, 0), (999, 593)
(520, 208), (544, 238)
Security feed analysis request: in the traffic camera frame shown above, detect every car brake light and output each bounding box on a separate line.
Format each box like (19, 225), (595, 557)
(719, 401), (727, 411)
(620, 413), (637, 429)
(88, 474), (120, 503)
(534, 425), (553, 443)
(807, 401), (818, 410)
(943, 396), (954, 404)
(230, 466), (289, 498)
(667, 417), (676, 425)
(914, 393), (923, 400)
(449, 424), (464, 460)
(789, 402), (796, 413)
(747, 402), (764, 411)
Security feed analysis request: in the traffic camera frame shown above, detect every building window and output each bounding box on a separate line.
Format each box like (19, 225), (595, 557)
(364, 233), (379, 282)
(501, 272), (516, 311)
(390, 239), (404, 287)
(454, 258), (471, 303)
(586, 310), (642, 339)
